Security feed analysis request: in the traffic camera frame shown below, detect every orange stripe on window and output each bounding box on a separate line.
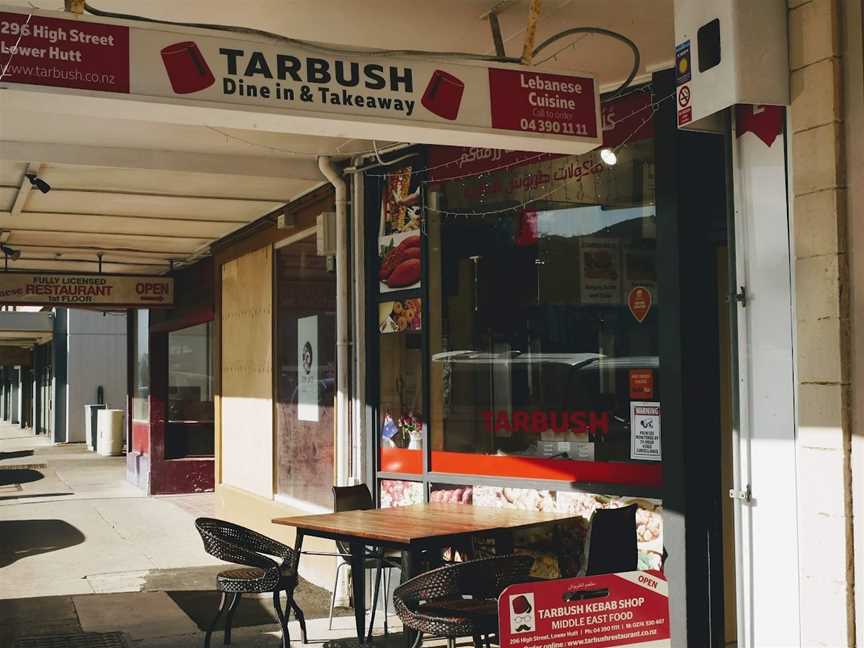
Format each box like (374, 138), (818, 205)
(430, 451), (662, 487)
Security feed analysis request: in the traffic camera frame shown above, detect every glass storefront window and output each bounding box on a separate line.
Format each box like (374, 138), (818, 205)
(427, 132), (659, 485)
(378, 329), (424, 474)
(166, 321), (214, 458)
(132, 309), (149, 422)
(275, 236), (337, 509)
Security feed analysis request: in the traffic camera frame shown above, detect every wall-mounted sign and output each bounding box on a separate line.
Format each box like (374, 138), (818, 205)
(627, 287), (653, 323)
(630, 401), (661, 461)
(580, 238), (621, 305)
(629, 369), (654, 401)
(0, 273), (173, 307)
(297, 315), (318, 422)
(0, 8), (601, 155)
(499, 571), (671, 648)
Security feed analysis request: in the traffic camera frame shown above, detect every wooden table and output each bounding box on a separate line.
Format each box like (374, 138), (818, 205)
(273, 503), (576, 646)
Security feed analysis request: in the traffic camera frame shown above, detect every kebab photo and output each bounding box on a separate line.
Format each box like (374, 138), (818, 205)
(379, 233), (421, 289)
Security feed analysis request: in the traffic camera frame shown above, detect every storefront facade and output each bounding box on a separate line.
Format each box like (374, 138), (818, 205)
(209, 1), (863, 635)
(127, 258), (216, 495)
(0, 0), (852, 644)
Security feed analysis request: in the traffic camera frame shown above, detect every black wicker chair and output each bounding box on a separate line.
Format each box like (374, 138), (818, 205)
(195, 517), (307, 648)
(393, 554), (535, 648)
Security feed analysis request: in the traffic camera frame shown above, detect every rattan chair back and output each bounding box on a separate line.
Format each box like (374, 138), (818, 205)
(394, 554), (534, 639)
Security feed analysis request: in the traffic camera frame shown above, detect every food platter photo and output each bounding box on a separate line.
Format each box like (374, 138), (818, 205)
(379, 298), (422, 333)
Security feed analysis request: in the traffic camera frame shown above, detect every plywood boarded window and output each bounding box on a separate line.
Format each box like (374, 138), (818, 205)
(221, 246), (273, 498)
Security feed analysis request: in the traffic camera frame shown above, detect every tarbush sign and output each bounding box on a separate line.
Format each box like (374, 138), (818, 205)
(0, 7), (600, 155)
(0, 273), (173, 307)
(499, 571), (671, 648)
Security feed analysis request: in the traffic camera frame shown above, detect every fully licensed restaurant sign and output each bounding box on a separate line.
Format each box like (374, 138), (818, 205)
(499, 571), (671, 648)
(0, 7), (601, 155)
(0, 273), (174, 307)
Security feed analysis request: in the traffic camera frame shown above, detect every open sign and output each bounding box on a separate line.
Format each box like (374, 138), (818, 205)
(0, 273), (173, 307)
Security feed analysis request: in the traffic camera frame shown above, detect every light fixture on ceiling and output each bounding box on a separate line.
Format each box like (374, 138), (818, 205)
(25, 173), (51, 194)
(1, 244), (21, 261)
(600, 148), (618, 166)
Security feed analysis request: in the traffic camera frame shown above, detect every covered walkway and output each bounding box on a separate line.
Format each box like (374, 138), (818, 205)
(0, 426), (380, 646)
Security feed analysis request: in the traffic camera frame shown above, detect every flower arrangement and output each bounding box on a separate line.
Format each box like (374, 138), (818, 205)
(382, 411), (423, 449)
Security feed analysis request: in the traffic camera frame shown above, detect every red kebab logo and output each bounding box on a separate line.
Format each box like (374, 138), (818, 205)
(161, 41), (216, 94)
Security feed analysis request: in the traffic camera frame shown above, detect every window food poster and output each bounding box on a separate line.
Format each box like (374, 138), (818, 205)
(298, 315), (319, 421)
(378, 165), (423, 293)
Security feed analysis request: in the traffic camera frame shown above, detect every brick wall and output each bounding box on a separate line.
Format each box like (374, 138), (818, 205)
(789, 0), (855, 645)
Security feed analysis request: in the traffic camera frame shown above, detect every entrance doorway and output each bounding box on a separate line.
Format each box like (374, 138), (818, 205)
(274, 230), (338, 511)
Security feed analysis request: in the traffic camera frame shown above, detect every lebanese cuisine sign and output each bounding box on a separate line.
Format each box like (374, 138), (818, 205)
(0, 273), (173, 307)
(0, 8), (601, 154)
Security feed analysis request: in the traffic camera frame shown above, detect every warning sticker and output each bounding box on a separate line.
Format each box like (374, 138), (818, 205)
(675, 41), (691, 85)
(629, 369), (654, 400)
(630, 402), (661, 461)
(676, 83), (693, 127)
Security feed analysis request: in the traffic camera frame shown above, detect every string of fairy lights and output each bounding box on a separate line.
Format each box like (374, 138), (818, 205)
(369, 86), (673, 220)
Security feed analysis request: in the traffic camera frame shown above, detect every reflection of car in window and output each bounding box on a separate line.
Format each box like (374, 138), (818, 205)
(432, 352), (658, 462)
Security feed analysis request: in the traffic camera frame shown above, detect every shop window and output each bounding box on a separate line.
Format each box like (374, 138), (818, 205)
(275, 237), (337, 509)
(131, 309), (149, 422)
(165, 321), (214, 459)
(426, 131), (660, 487)
(375, 162), (425, 476)
(378, 327), (424, 474)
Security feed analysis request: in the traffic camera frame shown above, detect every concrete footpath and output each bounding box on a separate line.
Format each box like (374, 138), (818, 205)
(0, 424), (396, 647)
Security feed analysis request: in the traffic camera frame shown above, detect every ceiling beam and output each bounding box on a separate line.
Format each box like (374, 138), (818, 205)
(14, 255), (166, 267)
(0, 210), (247, 227)
(7, 227), (223, 242)
(12, 242), (199, 257)
(9, 162), (40, 218)
(28, 187), (287, 205)
(0, 141), (324, 181)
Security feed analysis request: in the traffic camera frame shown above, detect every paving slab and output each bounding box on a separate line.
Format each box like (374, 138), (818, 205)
(0, 594), (83, 646)
(74, 592), (198, 641)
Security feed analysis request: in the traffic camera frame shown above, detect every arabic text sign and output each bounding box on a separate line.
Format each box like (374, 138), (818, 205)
(0, 8), (601, 155)
(499, 571), (671, 648)
(0, 273), (174, 306)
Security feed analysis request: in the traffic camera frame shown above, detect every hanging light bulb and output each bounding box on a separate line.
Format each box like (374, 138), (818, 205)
(600, 148), (618, 166)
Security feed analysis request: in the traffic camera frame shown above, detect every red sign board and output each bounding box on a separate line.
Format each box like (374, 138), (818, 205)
(489, 69), (599, 139)
(0, 11), (129, 93)
(735, 104), (784, 147)
(601, 90), (654, 149)
(427, 90), (654, 184)
(628, 287), (653, 323)
(499, 571), (671, 648)
(629, 370), (654, 401)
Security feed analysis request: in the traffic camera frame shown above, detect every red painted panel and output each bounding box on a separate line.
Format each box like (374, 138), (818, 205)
(431, 451), (663, 488)
(150, 457), (215, 495)
(131, 420), (150, 455)
(380, 447), (423, 474)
